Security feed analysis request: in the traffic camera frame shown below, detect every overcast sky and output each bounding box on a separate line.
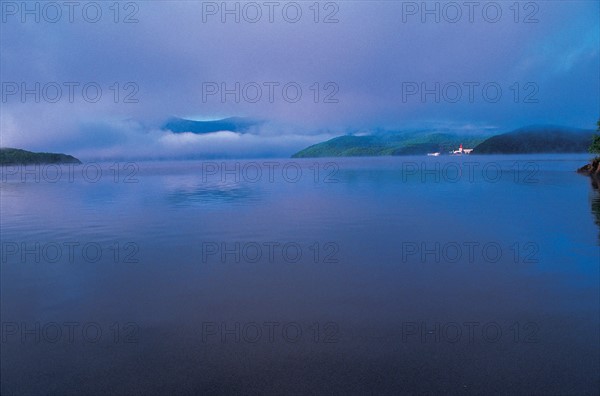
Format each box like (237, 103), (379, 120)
(1, 0), (598, 159)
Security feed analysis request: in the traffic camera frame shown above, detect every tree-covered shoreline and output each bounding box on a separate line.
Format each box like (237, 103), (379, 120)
(0, 148), (81, 165)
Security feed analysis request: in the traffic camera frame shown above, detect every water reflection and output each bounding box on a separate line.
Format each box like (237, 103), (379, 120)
(592, 195), (600, 227)
(166, 183), (258, 207)
(1, 155), (599, 395)
(588, 174), (600, 241)
(155, 169), (263, 207)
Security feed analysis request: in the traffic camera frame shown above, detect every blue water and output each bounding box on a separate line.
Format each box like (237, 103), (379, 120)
(1, 154), (598, 395)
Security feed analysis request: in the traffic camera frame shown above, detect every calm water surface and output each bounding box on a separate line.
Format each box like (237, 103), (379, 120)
(1, 154), (598, 395)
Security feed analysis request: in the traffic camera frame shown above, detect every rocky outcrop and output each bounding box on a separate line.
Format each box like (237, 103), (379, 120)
(578, 157), (600, 189)
(577, 157), (600, 174)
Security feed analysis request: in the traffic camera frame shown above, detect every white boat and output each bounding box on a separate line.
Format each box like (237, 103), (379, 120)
(427, 152), (440, 156)
(451, 144), (473, 155)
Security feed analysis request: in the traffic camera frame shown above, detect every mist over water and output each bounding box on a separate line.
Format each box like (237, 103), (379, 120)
(1, 154), (598, 395)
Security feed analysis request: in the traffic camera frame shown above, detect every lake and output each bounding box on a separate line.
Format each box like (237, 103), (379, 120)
(1, 154), (599, 395)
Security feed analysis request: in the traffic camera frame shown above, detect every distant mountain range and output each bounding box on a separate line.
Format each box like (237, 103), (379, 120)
(162, 117), (261, 134)
(292, 130), (490, 158)
(472, 125), (594, 154)
(292, 125), (595, 158)
(0, 148), (81, 165)
(3, 123), (593, 164)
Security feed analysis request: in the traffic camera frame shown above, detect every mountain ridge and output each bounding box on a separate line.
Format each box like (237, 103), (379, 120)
(473, 125), (594, 154)
(161, 117), (261, 134)
(292, 125), (594, 158)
